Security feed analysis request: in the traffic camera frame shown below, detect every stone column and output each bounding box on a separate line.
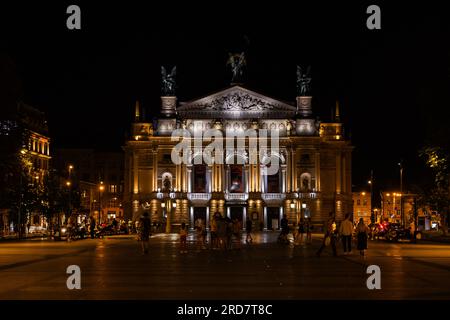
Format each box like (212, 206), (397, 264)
(207, 166), (212, 193)
(206, 207), (210, 231)
(244, 165), (249, 193)
(263, 207), (268, 231)
(279, 206), (284, 230)
(189, 206), (194, 231)
(187, 166), (192, 193)
(243, 207), (247, 231)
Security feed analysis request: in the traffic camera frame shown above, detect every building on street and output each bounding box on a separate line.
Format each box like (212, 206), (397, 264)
(123, 61), (353, 232)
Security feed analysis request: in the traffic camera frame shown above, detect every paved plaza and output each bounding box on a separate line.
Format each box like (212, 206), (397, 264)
(1, 233), (450, 299)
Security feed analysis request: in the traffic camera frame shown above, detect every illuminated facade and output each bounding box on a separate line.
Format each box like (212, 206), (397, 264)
(53, 149), (125, 224)
(123, 81), (352, 231)
(352, 191), (371, 224)
(0, 102), (51, 232)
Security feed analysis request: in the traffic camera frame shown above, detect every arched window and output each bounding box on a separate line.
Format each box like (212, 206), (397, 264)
(299, 172), (312, 191)
(161, 172), (172, 191)
(227, 155), (246, 193)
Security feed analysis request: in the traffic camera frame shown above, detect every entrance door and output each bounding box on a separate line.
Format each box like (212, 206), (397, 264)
(267, 207), (280, 230)
(230, 207), (243, 223)
(193, 207), (207, 227)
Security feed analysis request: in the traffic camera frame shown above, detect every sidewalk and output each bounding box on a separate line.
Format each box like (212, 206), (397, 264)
(0, 233), (49, 241)
(421, 230), (450, 243)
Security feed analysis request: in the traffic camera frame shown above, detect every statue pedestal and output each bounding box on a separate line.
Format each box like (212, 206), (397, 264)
(296, 96), (312, 118)
(161, 96), (177, 117)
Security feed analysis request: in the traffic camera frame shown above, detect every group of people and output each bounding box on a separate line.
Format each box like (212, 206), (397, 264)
(136, 212), (254, 254)
(292, 218), (313, 245)
(136, 211), (371, 257)
(209, 213), (247, 250)
(316, 212), (370, 257)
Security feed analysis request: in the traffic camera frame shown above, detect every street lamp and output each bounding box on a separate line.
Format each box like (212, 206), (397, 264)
(398, 162), (404, 227)
(99, 182), (105, 225)
(157, 187), (176, 233)
(368, 170), (374, 224)
(301, 202), (307, 219)
(17, 149), (27, 239)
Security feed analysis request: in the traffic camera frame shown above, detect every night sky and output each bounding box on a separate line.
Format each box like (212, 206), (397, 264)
(1, 1), (450, 197)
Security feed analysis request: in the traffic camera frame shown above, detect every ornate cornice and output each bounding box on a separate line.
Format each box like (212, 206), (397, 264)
(177, 86), (295, 119)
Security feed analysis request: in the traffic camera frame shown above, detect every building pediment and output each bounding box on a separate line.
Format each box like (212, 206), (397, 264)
(177, 86), (296, 119)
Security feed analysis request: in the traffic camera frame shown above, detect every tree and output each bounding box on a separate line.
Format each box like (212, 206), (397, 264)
(419, 146), (450, 234)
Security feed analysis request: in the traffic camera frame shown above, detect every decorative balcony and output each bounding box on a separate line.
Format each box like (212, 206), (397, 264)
(225, 193), (248, 201)
(293, 191), (319, 199)
(187, 193), (212, 201)
(262, 193), (286, 201)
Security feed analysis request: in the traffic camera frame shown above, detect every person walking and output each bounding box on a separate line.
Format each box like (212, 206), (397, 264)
(210, 213), (218, 249)
(195, 222), (203, 252)
(217, 215), (228, 250)
(296, 219), (306, 246)
(278, 214), (289, 243)
(245, 216), (253, 243)
(89, 217), (96, 239)
(356, 218), (369, 256)
(179, 222), (188, 254)
(409, 219), (416, 243)
(305, 217), (313, 244)
(139, 212), (151, 255)
(232, 218), (242, 249)
(316, 212), (337, 257)
(339, 213), (354, 255)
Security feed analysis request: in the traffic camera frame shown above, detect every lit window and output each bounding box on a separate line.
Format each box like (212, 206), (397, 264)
(110, 185), (117, 193)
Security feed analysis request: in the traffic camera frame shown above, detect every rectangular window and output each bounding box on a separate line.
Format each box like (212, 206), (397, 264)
(193, 165), (207, 193)
(110, 185), (117, 193)
(267, 172), (280, 193)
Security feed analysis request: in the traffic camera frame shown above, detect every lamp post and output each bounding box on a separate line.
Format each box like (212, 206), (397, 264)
(301, 202), (307, 220)
(66, 181), (72, 218)
(368, 172), (373, 223)
(290, 202), (296, 224)
(99, 182), (105, 225)
(398, 161), (404, 227)
(157, 188), (176, 233)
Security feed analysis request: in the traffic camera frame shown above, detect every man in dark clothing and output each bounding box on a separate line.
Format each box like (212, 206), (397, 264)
(89, 217), (96, 239)
(139, 212), (152, 254)
(279, 215), (289, 243)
